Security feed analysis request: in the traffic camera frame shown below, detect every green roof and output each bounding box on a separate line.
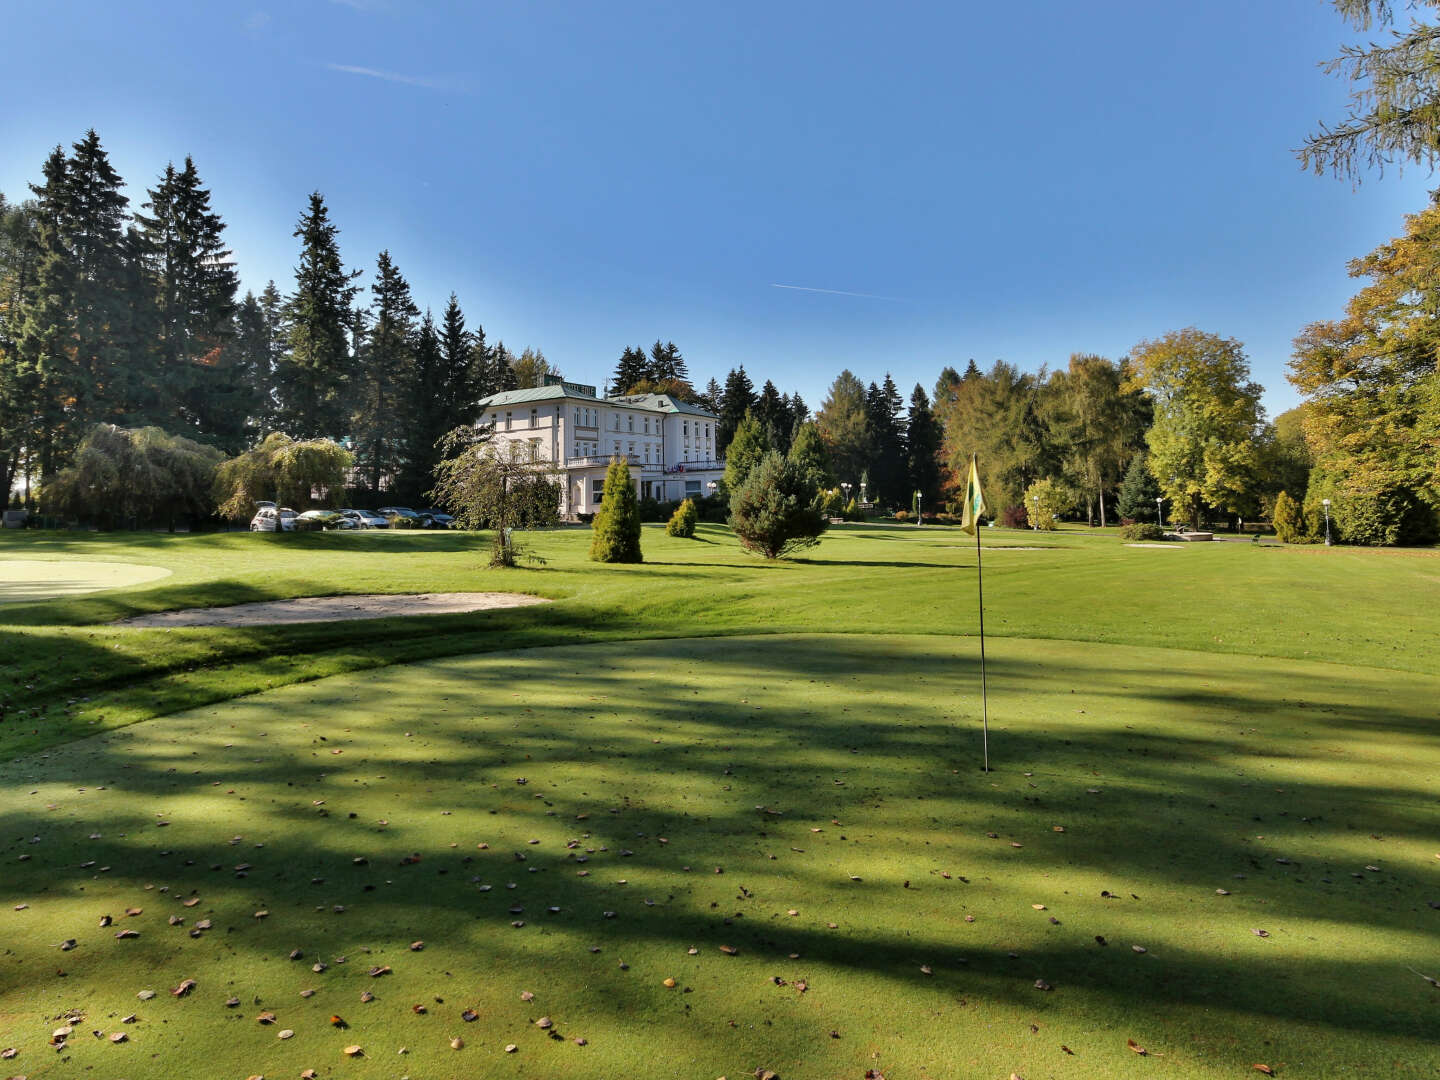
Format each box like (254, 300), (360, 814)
(608, 393), (717, 418)
(476, 385), (572, 408)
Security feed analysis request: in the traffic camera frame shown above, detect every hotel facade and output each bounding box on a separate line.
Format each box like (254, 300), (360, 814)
(476, 376), (724, 519)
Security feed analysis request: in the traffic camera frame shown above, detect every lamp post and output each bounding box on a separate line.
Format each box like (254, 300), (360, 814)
(914, 489), (922, 525)
(1322, 498), (1331, 546)
(1031, 495), (1039, 531)
(1155, 494), (1163, 529)
(841, 481), (851, 507)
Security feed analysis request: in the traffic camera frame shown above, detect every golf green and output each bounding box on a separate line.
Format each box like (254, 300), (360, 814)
(3, 633), (1436, 1078)
(0, 557), (171, 604)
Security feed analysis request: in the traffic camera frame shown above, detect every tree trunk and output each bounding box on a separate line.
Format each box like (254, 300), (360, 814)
(1098, 485), (1107, 528)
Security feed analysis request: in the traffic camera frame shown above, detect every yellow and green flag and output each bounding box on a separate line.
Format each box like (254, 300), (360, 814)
(959, 455), (987, 535)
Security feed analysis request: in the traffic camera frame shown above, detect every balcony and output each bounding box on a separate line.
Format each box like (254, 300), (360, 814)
(662, 459), (724, 475)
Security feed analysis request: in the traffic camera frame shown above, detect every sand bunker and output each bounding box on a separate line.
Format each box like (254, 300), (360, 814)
(0, 559), (172, 604)
(115, 592), (549, 627)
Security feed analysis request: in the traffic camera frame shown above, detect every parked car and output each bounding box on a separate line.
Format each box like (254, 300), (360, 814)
(250, 507), (298, 532)
(419, 508), (455, 528)
(378, 506), (432, 528)
(295, 509), (354, 531)
(340, 508), (389, 529)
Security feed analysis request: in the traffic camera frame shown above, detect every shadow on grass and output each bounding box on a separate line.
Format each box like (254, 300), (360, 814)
(3, 635), (1438, 1055)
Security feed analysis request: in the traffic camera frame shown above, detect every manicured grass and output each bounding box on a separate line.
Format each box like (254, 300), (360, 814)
(3, 635), (1438, 1078)
(1, 524), (1439, 1076)
(0, 556), (171, 603)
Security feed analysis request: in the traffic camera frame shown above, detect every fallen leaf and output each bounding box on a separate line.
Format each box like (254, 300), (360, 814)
(329, 1015), (347, 1028)
(342, 1044), (363, 1056)
(171, 979), (196, 997)
(359, 991), (374, 1003)
(505, 1043), (518, 1053)
(1251, 929), (1271, 938)
(125, 907), (142, 917)
(368, 966), (391, 977)
(461, 1008), (477, 1021)
(1034, 979), (1052, 991)
(450, 1037), (464, 1049)
(719, 945), (739, 955)
(302, 1071), (319, 1079)
(138, 989), (156, 1000)
(409, 941), (424, 951)
(256, 1011), (277, 1024)
(0, 1047), (14, 1059)
(1253, 1067), (1275, 1076)
(520, 991), (534, 1002)
(182, 897), (200, 907)
(536, 1016), (553, 1029)
(663, 977), (677, 988)
(1132, 945), (1147, 954)
(1127, 1038), (1147, 1055)
(278, 1029), (295, 1040)
(114, 929), (139, 939)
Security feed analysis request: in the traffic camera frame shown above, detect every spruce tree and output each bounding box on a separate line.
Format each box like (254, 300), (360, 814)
(352, 250), (417, 493)
(491, 341), (518, 392)
(135, 156), (239, 434)
(226, 292), (275, 452)
(276, 192), (359, 438)
(754, 379), (788, 454)
(906, 384), (942, 509)
(787, 420), (833, 492)
(0, 194), (41, 501)
(589, 456), (643, 563)
(648, 340), (687, 383)
(1117, 453), (1161, 523)
(717, 365), (755, 454)
(438, 293), (483, 426)
(722, 410), (769, 496)
(18, 134), (133, 472)
(397, 310), (443, 501)
(701, 376), (723, 414)
(612, 345), (648, 394)
(864, 375), (907, 507)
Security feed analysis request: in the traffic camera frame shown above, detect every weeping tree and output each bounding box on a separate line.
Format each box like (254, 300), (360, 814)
(44, 424), (225, 530)
(429, 425), (559, 566)
(215, 431), (353, 521)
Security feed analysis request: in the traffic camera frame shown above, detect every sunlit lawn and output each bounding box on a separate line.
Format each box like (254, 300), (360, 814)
(1, 524), (1438, 1076)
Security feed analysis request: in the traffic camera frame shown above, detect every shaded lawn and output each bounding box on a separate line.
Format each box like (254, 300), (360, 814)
(2, 635), (1438, 1079)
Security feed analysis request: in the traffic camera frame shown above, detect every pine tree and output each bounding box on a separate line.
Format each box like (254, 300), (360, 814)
(717, 366), (755, 454)
(815, 370), (871, 494)
(612, 345), (649, 394)
(786, 420), (833, 492)
(589, 456), (643, 563)
(276, 192), (359, 438)
(134, 156), (239, 434)
(0, 193), (41, 501)
(225, 291), (275, 453)
(906, 384), (942, 509)
(438, 293), (483, 427)
(255, 281), (285, 430)
(353, 250), (417, 493)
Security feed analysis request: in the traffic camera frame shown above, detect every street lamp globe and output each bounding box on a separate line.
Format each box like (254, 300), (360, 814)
(1322, 498), (1332, 546)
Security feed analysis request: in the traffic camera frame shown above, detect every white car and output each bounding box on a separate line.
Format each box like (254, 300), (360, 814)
(250, 507), (298, 532)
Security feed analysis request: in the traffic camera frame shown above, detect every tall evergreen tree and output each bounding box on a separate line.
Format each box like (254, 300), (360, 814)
(225, 291), (276, 453)
(438, 293), (483, 425)
(397, 310), (443, 500)
(255, 281), (286, 430)
(612, 345), (649, 393)
(276, 192), (359, 438)
(815, 370), (871, 493)
(0, 193), (42, 501)
(722, 410), (770, 496)
(648, 340), (688, 383)
(717, 365), (755, 454)
(865, 374), (907, 507)
(353, 250), (417, 492)
(134, 156), (239, 434)
(906, 384), (942, 509)
(700, 376), (723, 414)
(17, 134), (135, 474)
(753, 379), (788, 454)
(491, 341), (518, 392)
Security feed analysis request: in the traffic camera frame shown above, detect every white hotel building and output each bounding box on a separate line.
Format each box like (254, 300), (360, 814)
(476, 375), (725, 519)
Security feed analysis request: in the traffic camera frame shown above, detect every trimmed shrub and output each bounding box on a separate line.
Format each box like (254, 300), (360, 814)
(894, 509), (911, 522)
(841, 497), (863, 522)
(1119, 522), (1164, 541)
(589, 458), (643, 563)
(729, 451), (827, 559)
(666, 497), (698, 537)
(1000, 504), (1027, 528)
(1273, 491), (1310, 543)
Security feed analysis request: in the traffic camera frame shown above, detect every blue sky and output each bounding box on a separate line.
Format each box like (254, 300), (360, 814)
(2, 0), (1433, 418)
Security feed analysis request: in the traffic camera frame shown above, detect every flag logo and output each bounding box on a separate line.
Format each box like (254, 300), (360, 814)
(960, 455), (987, 535)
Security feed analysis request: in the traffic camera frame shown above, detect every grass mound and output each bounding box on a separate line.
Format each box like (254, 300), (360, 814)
(4, 634), (1437, 1078)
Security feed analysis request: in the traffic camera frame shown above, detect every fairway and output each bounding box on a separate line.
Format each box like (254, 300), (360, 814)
(0, 557), (171, 604)
(4, 632), (1439, 1078)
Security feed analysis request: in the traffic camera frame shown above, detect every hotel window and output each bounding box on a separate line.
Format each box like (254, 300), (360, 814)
(505, 411), (512, 430)
(531, 408), (538, 427)
(573, 442), (581, 457)
(627, 415), (634, 432)
(628, 442), (636, 458)
(613, 440), (621, 455)
(574, 408), (580, 424)
(592, 477), (606, 502)
(685, 480), (701, 496)
(528, 438), (541, 460)
(643, 444), (651, 463)
(614, 415), (621, 430)
(683, 421), (689, 436)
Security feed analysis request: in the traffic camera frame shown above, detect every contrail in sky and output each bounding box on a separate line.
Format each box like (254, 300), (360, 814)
(326, 63), (447, 89)
(770, 283), (903, 301)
